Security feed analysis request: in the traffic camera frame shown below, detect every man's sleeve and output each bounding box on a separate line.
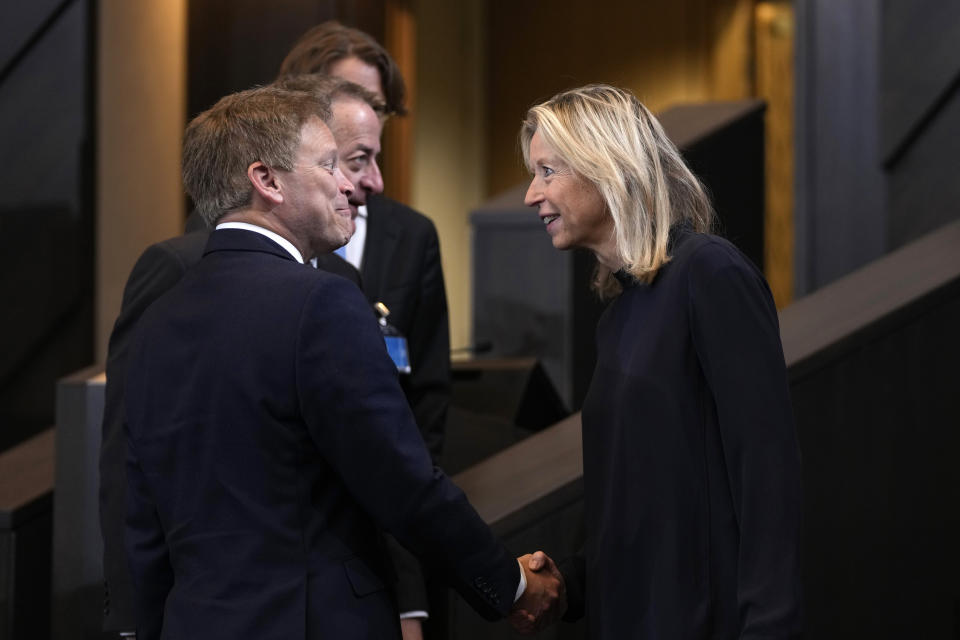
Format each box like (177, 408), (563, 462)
(124, 438), (173, 640)
(688, 245), (804, 638)
(99, 240), (196, 632)
(386, 534), (429, 616)
(295, 277), (519, 621)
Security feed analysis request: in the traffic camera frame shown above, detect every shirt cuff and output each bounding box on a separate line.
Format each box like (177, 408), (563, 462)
(399, 610), (429, 620)
(514, 559), (527, 602)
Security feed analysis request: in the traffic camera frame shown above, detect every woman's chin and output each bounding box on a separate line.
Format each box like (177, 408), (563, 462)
(550, 235), (573, 251)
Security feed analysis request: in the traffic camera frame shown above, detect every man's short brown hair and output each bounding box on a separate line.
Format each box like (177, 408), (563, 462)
(275, 74), (386, 116)
(182, 85), (331, 226)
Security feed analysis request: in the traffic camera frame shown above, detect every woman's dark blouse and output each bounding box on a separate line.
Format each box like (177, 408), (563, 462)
(569, 226), (803, 639)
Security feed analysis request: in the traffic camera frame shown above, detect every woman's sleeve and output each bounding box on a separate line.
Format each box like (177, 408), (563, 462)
(559, 551), (587, 622)
(688, 245), (804, 638)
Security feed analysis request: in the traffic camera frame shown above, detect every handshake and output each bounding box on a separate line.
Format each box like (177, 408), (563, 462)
(510, 551), (567, 635)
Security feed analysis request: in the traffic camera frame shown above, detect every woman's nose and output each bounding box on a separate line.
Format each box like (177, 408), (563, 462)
(524, 179), (542, 207)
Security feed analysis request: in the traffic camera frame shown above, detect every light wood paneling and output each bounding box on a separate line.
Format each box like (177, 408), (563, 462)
(384, 0), (416, 204)
(485, 0), (754, 196)
(755, 1), (794, 307)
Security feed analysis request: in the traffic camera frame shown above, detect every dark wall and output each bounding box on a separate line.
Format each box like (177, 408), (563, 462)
(794, 0), (960, 295)
(881, 0), (960, 249)
(187, 0), (384, 119)
(791, 293), (960, 638)
(794, 0), (886, 295)
(659, 101), (766, 271)
(0, 0), (94, 452)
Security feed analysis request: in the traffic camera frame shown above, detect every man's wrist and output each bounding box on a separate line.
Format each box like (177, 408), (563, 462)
(514, 558), (527, 602)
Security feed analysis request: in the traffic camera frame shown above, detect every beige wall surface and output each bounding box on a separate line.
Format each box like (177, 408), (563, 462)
(96, 0), (186, 362)
(412, 0), (487, 353)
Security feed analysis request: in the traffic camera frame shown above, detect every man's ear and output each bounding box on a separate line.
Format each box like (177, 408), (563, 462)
(248, 161), (283, 206)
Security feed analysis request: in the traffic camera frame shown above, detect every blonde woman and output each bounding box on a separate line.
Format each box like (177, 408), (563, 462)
(521, 84), (802, 639)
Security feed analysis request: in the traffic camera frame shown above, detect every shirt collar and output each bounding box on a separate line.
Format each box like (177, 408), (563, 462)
(215, 221), (305, 264)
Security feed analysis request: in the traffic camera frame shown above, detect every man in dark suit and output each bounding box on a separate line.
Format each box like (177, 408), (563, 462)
(122, 84), (562, 639)
(279, 23), (452, 638)
(98, 77), (441, 637)
(97, 80), (368, 637)
(98, 233), (358, 634)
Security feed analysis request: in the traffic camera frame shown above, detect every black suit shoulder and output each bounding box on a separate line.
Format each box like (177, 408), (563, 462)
(124, 231), (520, 636)
(99, 230), (207, 631)
(315, 253), (362, 287)
(374, 195), (436, 229)
(362, 195), (440, 295)
(119, 231), (209, 317)
(100, 229), (359, 631)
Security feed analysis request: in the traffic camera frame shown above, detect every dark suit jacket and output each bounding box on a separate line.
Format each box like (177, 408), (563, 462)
(362, 196), (453, 621)
(361, 194), (450, 462)
(99, 229), (360, 632)
(123, 230), (518, 639)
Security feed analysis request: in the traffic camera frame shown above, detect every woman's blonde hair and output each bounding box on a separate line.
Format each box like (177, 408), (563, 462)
(520, 84), (713, 296)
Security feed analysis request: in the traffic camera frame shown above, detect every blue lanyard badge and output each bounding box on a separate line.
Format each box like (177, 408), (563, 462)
(374, 301), (411, 374)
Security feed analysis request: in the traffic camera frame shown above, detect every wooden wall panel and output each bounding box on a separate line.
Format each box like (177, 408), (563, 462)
(755, 1), (795, 307)
(383, 0), (416, 204)
(485, 0), (754, 197)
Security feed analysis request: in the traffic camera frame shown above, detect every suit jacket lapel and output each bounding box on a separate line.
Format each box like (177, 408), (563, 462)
(361, 195), (401, 303)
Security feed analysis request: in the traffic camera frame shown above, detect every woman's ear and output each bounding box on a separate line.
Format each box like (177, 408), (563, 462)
(247, 161), (283, 206)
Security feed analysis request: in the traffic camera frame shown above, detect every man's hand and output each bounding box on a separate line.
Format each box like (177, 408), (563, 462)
(510, 551), (567, 635)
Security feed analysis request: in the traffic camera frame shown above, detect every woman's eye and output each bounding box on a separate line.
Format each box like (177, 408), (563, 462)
(542, 166), (554, 178)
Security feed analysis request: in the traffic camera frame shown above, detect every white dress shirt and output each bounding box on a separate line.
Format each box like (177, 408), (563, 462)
(215, 222), (305, 263)
(339, 204), (367, 269)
